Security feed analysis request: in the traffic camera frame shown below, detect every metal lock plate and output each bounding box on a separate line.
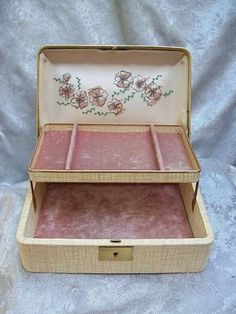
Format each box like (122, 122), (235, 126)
(99, 246), (133, 261)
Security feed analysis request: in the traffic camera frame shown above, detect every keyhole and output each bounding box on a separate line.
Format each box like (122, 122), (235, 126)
(113, 252), (118, 258)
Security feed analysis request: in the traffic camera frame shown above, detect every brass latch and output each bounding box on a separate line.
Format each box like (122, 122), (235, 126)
(99, 246), (133, 261)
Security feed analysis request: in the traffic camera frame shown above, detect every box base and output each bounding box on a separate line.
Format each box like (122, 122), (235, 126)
(34, 183), (193, 239)
(17, 182), (213, 273)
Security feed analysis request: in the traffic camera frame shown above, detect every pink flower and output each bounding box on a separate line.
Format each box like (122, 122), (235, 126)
(59, 83), (75, 100)
(63, 73), (71, 83)
(88, 86), (108, 107)
(145, 84), (162, 105)
(114, 70), (133, 88)
(132, 75), (149, 91)
(70, 91), (88, 109)
(108, 99), (124, 115)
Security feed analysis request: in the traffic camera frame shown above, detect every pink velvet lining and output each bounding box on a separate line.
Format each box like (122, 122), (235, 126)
(34, 130), (193, 171)
(65, 124), (77, 170)
(34, 183), (193, 239)
(157, 133), (193, 170)
(71, 131), (157, 170)
(150, 125), (165, 169)
(34, 130), (71, 170)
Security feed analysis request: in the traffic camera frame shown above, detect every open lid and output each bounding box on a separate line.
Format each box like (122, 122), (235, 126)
(37, 45), (191, 137)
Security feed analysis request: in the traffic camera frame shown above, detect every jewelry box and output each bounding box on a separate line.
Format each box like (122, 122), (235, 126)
(17, 45), (213, 273)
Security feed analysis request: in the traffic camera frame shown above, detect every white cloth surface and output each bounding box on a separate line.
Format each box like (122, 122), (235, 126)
(0, 1), (236, 313)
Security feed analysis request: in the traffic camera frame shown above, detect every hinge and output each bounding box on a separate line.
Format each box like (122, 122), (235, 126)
(192, 180), (199, 211)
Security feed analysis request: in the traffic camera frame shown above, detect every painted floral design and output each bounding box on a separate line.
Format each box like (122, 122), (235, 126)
(145, 83), (162, 105)
(70, 91), (88, 109)
(53, 70), (174, 116)
(88, 86), (108, 107)
(108, 99), (124, 115)
(132, 75), (149, 91)
(114, 70), (133, 88)
(58, 74), (75, 100)
(62, 73), (71, 83)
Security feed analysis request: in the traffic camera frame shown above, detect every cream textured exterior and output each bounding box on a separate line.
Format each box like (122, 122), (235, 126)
(17, 183), (213, 273)
(28, 170), (200, 184)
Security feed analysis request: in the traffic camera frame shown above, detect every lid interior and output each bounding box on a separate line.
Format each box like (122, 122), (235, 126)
(37, 46), (191, 135)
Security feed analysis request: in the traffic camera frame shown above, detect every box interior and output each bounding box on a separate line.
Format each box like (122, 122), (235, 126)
(23, 47), (206, 243)
(34, 183), (193, 239)
(38, 48), (190, 131)
(31, 124), (199, 172)
(21, 182), (208, 241)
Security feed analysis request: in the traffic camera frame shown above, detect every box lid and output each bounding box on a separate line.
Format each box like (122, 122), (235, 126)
(37, 45), (191, 137)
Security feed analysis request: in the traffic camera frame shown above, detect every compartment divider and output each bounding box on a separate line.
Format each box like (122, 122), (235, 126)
(150, 125), (164, 170)
(65, 124), (78, 170)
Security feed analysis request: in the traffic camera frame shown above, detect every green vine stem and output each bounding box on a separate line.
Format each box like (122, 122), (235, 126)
(56, 102), (112, 116)
(163, 90), (174, 97)
(94, 111), (112, 116)
(76, 77), (81, 91)
(81, 107), (96, 114)
(111, 88), (128, 98)
(123, 91), (136, 104)
(150, 74), (162, 84)
(57, 101), (71, 106)
(140, 93), (150, 106)
(54, 77), (64, 84)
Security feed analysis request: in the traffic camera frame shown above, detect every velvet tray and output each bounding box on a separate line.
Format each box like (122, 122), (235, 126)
(29, 123), (200, 183)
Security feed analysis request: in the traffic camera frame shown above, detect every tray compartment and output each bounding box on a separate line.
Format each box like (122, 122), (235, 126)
(71, 129), (157, 171)
(34, 183), (193, 239)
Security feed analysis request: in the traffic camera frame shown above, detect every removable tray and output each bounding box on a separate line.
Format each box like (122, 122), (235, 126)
(29, 123), (200, 183)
